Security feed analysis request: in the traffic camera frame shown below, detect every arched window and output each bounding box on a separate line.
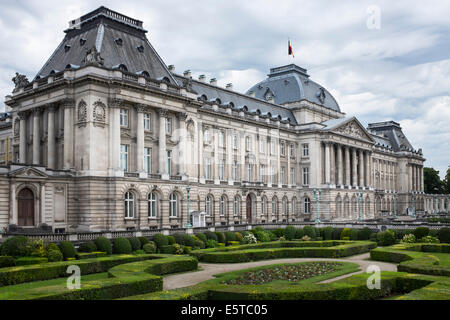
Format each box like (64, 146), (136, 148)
(304, 197), (311, 214)
(282, 197), (288, 215)
(148, 192), (158, 218)
(220, 195), (227, 216)
(125, 192), (135, 218)
(335, 196), (342, 219)
(205, 195), (213, 216)
(233, 196), (240, 216)
(169, 193), (178, 217)
(272, 197), (278, 215)
(292, 197), (297, 215)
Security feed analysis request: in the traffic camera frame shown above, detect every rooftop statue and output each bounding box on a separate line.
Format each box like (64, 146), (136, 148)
(12, 72), (29, 93)
(83, 46), (104, 66)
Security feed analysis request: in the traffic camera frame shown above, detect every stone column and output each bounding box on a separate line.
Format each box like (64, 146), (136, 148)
(330, 143), (335, 185)
(198, 122), (205, 183)
(359, 150), (365, 188)
(178, 112), (188, 179)
(136, 104), (146, 177)
(227, 129), (233, 184)
(324, 142), (331, 184)
(62, 99), (75, 170)
(408, 164), (413, 192)
(286, 141), (291, 185)
(365, 152), (370, 188)
(345, 146), (350, 186)
(420, 166), (424, 192)
(352, 148), (357, 187)
(47, 105), (56, 169)
(32, 108), (41, 165)
(240, 132), (246, 181)
(277, 138), (281, 187)
(108, 98), (122, 176)
(213, 127), (220, 184)
(337, 144), (343, 186)
(18, 112), (27, 164)
(158, 109), (168, 179)
(416, 165), (420, 192)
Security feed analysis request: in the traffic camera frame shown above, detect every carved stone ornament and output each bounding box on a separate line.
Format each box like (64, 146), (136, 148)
(12, 72), (29, 93)
(108, 98), (125, 108)
(82, 46), (104, 66)
(335, 121), (365, 139)
(316, 87), (326, 104)
(77, 100), (87, 122)
(14, 118), (20, 136)
(93, 100), (106, 122)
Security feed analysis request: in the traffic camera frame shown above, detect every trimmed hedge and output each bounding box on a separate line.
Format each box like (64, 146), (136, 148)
(204, 231), (218, 242)
(143, 242), (157, 254)
(1, 236), (29, 257)
(167, 236), (176, 245)
(76, 252), (107, 260)
(113, 238), (132, 254)
(59, 241), (77, 260)
(94, 237), (112, 255)
(224, 232), (236, 242)
(138, 237), (150, 247)
(15, 257), (48, 266)
(153, 234), (169, 250)
(191, 240), (376, 263)
(196, 233), (207, 243)
(129, 238), (142, 251)
(215, 232), (225, 244)
(0, 256), (15, 268)
(47, 250), (63, 262)
(78, 241), (97, 253)
(437, 227), (450, 244)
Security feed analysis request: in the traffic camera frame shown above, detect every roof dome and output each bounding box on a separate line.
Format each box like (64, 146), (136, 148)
(246, 64), (341, 112)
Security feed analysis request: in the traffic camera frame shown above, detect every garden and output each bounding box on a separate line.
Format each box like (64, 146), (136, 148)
(0, 225), (449, 300)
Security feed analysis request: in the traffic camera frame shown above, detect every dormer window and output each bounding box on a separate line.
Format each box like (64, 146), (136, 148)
(136, 45), (144, 53)
(64, 45), (71, 52)
(79, 38), (86, 46)
(115, 38), (123, 46)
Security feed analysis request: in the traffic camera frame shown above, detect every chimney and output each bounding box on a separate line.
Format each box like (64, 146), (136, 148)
(226, 83), (233, 90)
(183, 70), (191, 78)
(199, 74), (206, 82)
(248, 90), (255, 98)
(210, 78), (217, 86)
(168, 65), (175, 72)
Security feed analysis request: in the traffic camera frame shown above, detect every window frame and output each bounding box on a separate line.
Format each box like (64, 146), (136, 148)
(124, 191), (135, 219)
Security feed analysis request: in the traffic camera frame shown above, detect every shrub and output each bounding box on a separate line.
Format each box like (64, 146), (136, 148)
(332, 228), (343, 240)
(47, 250), (63, 262)
(182, 234), (195, 248)
(273, 228), (285, 237)
(153, 234), (169, 250)
(340, 228), (352, 240)
(401, 234), (416, 243)
(243, 233), (257, 244)
(267, 231), (277, 241)
(342, 237), (350, 241)
(138, 237), (150, 247)
(95, 237), (112, 255)
(45, 243), (60, 253)
(167, 236), (176, 245)
(78, 241), (97, 253)
(437, 227), (450, 243)
(113, 237), (132, 254)
(279, 236), (286, 241)
(377, 230), (396, 246)
(369, 233), (378, 242)
(1, 236), (29, 257)
(413, 227), (430, 240)
(224, 231), (236, 242)
(254, 231), (271, 242)
(15, 257), (48, 266)
(59, 241), (77, 260)
(350, 229), (359, 240)
(419, 236), (440, 244)
(206, 239), (219, 248)
(143, 242), (157, 254)
(283, 226), (296, 241)
(128, 238), (142, 251)
(294, 228), (304, 240)
(358, 227), (372, 240)
(173, 244), (184, 255)
(196, 233), (207, 243)
(0, 256), (15, 268)
(26, 239), (46, 257)
(215, 232), (225, 244)
(235, 232), (244, 243)
(228, 241), (240, 246)
(76, 252), (108, 260)
(301, 235), (312, 241)
(323, 227), (333, 240)
(173, 233), (184, 245)
(303, 226), (316, 240)
(184, 246), (192, 254)
(204, 231), (218, 241)
(194, 239), (205, 249)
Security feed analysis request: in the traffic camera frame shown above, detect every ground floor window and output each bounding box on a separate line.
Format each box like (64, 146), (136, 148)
(125, 191), (134, 218)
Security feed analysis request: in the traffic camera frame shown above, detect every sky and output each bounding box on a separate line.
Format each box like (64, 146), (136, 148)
(0, 0), (449, 178)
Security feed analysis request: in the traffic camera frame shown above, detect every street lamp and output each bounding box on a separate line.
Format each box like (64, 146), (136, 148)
(393, 192), (397, 219)
(186, 185), (192, 228)
(357, 192), (363, 222)
(313, 189), (322, 223)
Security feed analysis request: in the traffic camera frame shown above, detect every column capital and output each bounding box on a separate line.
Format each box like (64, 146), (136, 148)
(177, 112), (188, 121)
(158, 108), (168, 118)
(135, 103), (148, 113)
(32, 107), (43, 115)
(108, 98), (125, 108)
(60, 98), (75, 108)
(17, 111), (29, 119)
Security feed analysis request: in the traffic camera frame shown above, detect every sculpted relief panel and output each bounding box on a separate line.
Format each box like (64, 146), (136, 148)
(335, 121), (366, 140)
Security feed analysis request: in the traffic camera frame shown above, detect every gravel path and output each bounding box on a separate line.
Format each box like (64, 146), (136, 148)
(162, 253), (397, 290)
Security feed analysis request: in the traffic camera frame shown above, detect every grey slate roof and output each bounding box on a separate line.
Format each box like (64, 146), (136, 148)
(367, 121), (415, 152)
(173, 75), (298, 124)
(35, 6), (176, 84)
(246, 64), (341, 112)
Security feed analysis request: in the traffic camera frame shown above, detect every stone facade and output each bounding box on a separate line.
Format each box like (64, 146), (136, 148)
(0, 7), (445, 233)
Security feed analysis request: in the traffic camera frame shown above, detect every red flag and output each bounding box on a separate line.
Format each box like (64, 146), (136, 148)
(288, 40), (294, 58)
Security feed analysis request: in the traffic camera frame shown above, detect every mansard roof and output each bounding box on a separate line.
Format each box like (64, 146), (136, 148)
(35, 6), (176, 85)
(172, 74), (298, 124)
(367, 121), (418, 153)
(246, 64), (341, 112)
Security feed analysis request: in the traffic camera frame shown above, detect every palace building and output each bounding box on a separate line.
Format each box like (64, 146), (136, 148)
(0, 6), (442, 233)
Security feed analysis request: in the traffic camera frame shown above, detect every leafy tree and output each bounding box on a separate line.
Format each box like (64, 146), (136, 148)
(424, 167), (445, 194)
(445, 167), (450, 194)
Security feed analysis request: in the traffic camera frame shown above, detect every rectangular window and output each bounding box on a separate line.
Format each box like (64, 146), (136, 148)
(270, 140), (275, 155)
(281, 167), (285, 184)
(281, 142), (285, 156)
(219, 159), (224, 180)
(144, 147), (151, 173)
(0, 140), (4, 154)
(290, 144), (294, 158)
(270, 165), (275, 184)
(246, 163), (252, 181)
(290, 167), (295, 185)
(260, 164), (265, 182)
(246, 137), (251, 151)
(232, 135), (238, 149)
(219, 131), (224, 148)
(302, 144), (309, 157)
(205, 158), (211, 180)
(303, 167), (309, 185)
(260, 139), (264, 153)
(204, 130), (210, 144)
(120, 109), (128, 127)
(232, 160), (238, 180)
(144, 113), (151, 131)
(120, 144), (129, 172)
(166, 117), (172, 134)
(167, 150), (172, 175)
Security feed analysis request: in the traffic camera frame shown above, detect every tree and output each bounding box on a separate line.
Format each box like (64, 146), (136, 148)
(424, 167), (445, 194)
(445, 167), (450, 194)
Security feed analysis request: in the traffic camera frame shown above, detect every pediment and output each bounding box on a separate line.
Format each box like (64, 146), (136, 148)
(331, 118), (375, 142)
(9, 166), (48, 178)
